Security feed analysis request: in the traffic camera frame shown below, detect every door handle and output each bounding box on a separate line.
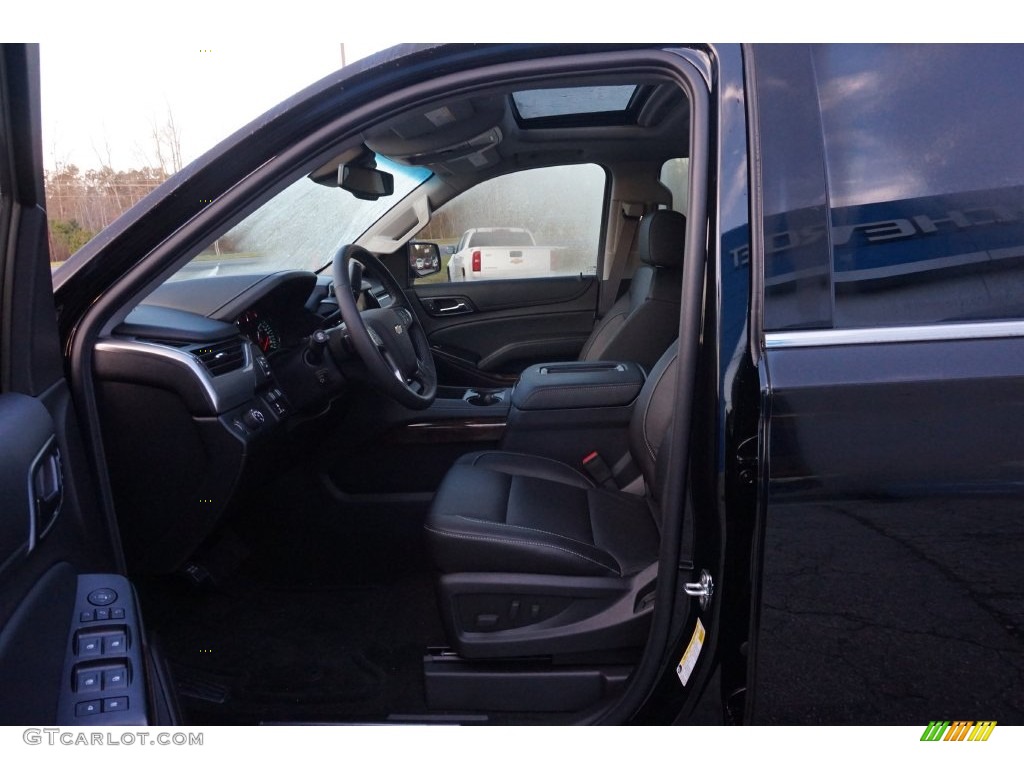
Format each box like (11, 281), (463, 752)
(421, 296), (475, 317)
(29, 438), (63, 548)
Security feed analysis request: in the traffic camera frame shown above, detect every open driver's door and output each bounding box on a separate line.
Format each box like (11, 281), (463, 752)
(0, 44), (163, 726)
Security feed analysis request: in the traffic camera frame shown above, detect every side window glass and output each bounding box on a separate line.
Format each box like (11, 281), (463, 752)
(412, 164), (605, 284)
(660, 158), (689, 214)
(814, 45), (1024, 328)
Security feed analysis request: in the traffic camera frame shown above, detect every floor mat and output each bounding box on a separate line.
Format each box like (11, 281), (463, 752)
(138, 574), (445, 724)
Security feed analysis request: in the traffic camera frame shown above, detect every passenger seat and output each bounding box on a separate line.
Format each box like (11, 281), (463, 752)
(578, 209), (686, 371)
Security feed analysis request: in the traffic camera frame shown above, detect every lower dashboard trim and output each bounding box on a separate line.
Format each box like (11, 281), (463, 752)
(94, 338), (254, 414)
(387, 419), (508, 444)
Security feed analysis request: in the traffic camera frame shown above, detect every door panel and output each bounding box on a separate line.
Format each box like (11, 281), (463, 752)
(749, 44), (1024, 724)
(0, 43), (126, 725)
(411, 276), (599, 386)
(0, 394), (59, 572)
(755, 338), (1024, 724)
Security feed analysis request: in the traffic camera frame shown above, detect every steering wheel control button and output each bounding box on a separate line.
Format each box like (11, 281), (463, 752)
(87, 588), (118, 606)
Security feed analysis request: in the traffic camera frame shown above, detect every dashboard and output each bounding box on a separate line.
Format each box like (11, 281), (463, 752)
(102, 266), (402, 428)
(145, 271), (328, 347)
(91, 262), (423, 574)
(236, 309), (282, 354)
(93, 269), (350, 574)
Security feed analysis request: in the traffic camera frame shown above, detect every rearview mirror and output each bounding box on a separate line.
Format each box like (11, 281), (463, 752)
(408, 242), (441, 279)
(339, 165), (394, 200)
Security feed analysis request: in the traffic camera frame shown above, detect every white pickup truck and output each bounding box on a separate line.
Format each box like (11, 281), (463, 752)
(446, 227), (567, 282)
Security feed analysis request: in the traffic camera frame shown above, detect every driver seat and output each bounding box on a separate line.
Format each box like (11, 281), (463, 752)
(424, 342), (679, 659)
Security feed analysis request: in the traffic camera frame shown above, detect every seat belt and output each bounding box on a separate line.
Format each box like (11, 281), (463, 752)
(598, 202), (644, 318)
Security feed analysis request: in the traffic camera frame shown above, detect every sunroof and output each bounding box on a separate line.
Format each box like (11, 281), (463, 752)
(512, 85), (639, 120)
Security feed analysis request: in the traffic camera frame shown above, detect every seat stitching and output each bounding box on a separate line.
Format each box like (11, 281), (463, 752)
(454, 515), (600, 549)
(464, 451), (595, 488)
(424, 525), (620, 575)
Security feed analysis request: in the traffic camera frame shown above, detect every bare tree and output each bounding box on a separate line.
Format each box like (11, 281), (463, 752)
(148, 106), (184, 175)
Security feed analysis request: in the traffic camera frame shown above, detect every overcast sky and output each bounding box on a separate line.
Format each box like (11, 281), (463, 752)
(16, 1), (1001, 174)
(40, 41), (395, 171)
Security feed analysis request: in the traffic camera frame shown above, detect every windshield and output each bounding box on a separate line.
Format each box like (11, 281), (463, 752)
(167, 155), (430, 281)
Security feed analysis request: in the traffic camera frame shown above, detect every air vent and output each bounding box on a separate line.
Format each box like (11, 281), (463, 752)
(192, 339), (246, 376)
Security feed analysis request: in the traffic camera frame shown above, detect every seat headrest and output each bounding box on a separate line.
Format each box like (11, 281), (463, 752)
(638, 210), (687, 267)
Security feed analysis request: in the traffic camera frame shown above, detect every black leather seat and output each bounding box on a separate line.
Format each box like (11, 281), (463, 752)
(425, 452), (660, 579)
(425, 343), (679, 658)
(578, 209), (686, 371)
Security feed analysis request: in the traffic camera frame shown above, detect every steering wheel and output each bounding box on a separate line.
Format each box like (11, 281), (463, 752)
(331, 244), (437, 410)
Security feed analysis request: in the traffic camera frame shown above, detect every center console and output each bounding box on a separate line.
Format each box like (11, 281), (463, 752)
(501, 360), (646, 473)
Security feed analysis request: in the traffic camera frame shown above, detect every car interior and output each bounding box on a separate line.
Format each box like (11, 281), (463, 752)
(82, 64), (703, 723)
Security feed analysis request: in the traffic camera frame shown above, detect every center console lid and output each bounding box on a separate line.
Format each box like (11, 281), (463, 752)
(512, 361), (646, 411)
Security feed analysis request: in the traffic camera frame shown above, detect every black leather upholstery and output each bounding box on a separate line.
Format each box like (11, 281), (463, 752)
(425, 342), (679, 581)
(426, 452), (660, 578)
(512, 361), (645, 411)
(579, 210), (686, 370)
(638, 209), (687, 267)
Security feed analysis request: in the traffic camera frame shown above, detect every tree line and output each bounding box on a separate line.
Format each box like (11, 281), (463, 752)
(46, 111), (184, 263)
(45, 164), (171, 263)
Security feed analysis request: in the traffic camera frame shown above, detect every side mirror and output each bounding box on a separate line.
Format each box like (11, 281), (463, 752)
(408, 242), (441, 279)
